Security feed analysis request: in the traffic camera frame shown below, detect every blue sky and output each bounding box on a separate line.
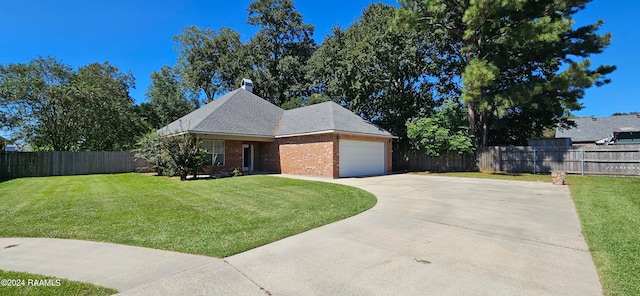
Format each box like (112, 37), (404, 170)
(1, 0), (637, 117)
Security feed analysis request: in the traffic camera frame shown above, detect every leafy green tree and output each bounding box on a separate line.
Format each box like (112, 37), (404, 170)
(0, 57), (81, 150)
(174, 26), (245, 103)
(0, 57), (145, 151)
(397, 0), (615, 146)
(309, 3), (436, 148)
(140, 65), (196, 129)
(280, 93), (330, 110)
(71, 62), (148, 150)
(245, 0), (316, 107)
(135, 132), (207, 180)
(407, 100), (474, 156)
(611, 112), (639, 116)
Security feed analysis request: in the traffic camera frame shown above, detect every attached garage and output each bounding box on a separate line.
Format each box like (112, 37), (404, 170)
(339, 140), (386, 177)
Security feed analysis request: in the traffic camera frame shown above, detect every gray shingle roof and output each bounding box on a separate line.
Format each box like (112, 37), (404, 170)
(160, 89), (284, 137)
(556, 115), (640, 142)
(276, 101), (393, 137)
(159, 88), (394, 139)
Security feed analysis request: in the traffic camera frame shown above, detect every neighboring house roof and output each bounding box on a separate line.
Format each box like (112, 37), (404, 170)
(4, 144), (32, 152)
(160, 88), (394, 139)
(556, 115), (640, 142)
(276, 101), (393, 138)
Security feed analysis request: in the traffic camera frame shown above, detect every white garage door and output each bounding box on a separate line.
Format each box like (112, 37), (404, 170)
(339, 140), (385, 177)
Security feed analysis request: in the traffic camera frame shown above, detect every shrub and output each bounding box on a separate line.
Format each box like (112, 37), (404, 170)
(232, 168), (243, 177)
(135, 132), (173, 176)
(135, 132), (206, 180)
(165, 134), (207, 181)
(407, 100), (474, 157)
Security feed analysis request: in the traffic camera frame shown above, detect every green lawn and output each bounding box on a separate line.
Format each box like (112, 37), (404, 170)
(416, 171), (640, 296)
(0, 173), (376, 257)
(0, 270), (116, 296)
(569, 176), (640, 296)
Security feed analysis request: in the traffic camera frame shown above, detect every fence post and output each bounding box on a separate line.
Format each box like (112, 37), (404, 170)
(533, 147), (537, 174)
(581, 146), (585, 176)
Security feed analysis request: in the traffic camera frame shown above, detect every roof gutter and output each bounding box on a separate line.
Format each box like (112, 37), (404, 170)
(190, 131), (275, 142)
(275, 130), (398, 139)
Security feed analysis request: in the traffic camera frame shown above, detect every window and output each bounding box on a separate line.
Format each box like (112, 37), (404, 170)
(202, 140), (225, 166)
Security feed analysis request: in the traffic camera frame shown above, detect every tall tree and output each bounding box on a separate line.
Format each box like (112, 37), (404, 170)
(246, 0), (316, 107)
(0, 57), (146, 151)
(174, 26), (244, 103)
(71, 62), (147, 150)
(0, 57), (79, 150)
(397, 0), (615, 146)
(140, 65), (196, 129)
(309, 3), (436, 148)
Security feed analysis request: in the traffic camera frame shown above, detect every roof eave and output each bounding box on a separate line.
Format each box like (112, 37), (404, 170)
(274, 130), (336, 138)
(335, 130), (398, 139)
(189, 131), (276, 142)
(275, 130), (397, 139)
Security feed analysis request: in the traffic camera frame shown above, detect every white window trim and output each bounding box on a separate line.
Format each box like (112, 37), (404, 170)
(204, 140), (225, 166)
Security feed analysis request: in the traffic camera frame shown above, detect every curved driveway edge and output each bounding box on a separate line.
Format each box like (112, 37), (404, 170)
(0, 237), (265, 295)
(226, 174), (602, 295)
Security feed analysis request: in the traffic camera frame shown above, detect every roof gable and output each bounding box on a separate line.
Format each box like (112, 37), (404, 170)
(161, 89), (284, 137)
(276, 101), (393, 137)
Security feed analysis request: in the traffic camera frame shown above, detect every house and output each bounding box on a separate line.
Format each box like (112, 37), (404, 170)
(555, 114), (640, 145)
(1, 135), (32, 152)
(160, 79), (395, 178)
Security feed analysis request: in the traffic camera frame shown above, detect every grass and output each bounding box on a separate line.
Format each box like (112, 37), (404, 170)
(414, 171), (640, 296)
(569, 176), (640, 296)
(0, 173), (376, 257)
(0, 270), (116, 296)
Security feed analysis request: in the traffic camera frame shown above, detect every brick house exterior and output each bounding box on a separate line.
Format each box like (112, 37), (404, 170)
(196, 134), (392, 178)
(160, 83), (396, 178)
(278, 134), (337, 178)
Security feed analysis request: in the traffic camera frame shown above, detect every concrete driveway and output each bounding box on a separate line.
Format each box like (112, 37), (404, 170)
(226, 174), (602, 295)
(0, 174), (601, 295)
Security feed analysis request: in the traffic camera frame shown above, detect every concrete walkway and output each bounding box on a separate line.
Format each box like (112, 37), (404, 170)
(0, 174), (602, 295)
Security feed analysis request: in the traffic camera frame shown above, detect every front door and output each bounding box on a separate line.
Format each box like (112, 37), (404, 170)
(242, 144), (254, 172)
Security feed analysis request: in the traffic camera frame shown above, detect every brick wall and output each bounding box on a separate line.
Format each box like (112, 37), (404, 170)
(277, 134), (337, 178)
(202, 140), (242, 174)
(337, 134), (393, 174)
(257, 142), (281, 172)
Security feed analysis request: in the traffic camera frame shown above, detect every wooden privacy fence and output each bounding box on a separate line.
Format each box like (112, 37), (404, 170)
(0, 151), (140, 180)
(394, 150), (477, 172)
(394, 145), (640, 176)
(477, 146), (640, 176)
